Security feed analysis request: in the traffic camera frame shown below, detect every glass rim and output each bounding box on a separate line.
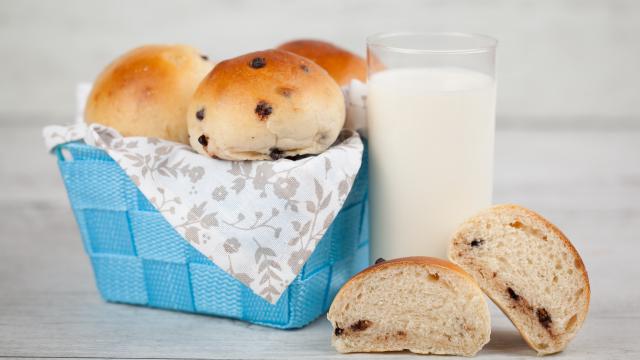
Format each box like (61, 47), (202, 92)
(367, 32), (498, 55)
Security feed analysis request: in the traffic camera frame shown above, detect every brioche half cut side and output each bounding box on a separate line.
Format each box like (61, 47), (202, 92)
(449, 204), (590, 355)
(327, 257), (491, 356)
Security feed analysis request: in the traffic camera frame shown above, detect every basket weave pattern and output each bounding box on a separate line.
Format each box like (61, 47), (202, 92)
(55, 141), (369, 329)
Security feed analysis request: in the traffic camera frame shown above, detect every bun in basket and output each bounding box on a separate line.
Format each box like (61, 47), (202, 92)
(327, 257), (491, 356)
(187, 49), (345, 160)
(449, 204), (590, 355)
(277, 39), (366, 86)
(85, 45), (214, 144)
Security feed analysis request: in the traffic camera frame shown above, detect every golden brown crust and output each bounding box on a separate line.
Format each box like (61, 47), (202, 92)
(277, 39), (366, 86)
(85, 44), (214, 144)
(334, 257), (480, 303)
(187, 49), (345, 160)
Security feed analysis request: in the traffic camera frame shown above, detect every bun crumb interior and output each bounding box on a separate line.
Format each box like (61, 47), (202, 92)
(449, 204), (590, 355)
(327, 257), (491, 356)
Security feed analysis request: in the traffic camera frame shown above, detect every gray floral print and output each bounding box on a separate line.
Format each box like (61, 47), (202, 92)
(212, 186), (228, 201)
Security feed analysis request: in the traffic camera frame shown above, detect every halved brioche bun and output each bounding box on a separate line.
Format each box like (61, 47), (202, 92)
(327, 257), (491, 356)
(449, 204), (590, 355)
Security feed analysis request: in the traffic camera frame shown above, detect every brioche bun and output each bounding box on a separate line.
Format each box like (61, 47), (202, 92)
(277, 39), (366, 86)
(328, 257), (491, 356)
(449, 204), (590, 355)
(85, 44), (214, 143)
(187, 49), (345, 160)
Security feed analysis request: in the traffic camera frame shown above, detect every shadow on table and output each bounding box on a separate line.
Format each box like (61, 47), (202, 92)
(483, 327), (533, 356)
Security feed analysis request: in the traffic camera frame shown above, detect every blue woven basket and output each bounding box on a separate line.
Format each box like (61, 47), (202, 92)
(54, 140), (369, 329)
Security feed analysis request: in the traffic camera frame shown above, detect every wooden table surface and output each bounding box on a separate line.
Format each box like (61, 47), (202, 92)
(1, 125), (639, 359)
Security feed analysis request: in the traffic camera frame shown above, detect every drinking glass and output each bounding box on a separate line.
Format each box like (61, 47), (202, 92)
(366, 32), (497, 260)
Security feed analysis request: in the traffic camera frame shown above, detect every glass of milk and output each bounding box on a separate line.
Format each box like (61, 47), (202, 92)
(366, 32), (497, 260)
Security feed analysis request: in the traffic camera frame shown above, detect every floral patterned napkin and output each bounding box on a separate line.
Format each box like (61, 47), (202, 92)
(43, 121), (363, 303)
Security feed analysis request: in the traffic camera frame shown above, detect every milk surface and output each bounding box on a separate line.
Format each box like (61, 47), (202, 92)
(367, 67), (496, 259)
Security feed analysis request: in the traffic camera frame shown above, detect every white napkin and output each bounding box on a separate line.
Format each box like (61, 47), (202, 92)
(343, 79), (368, 137)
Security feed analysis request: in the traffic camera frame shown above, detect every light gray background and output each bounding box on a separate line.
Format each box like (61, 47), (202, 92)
(1, 0), (639, 127)
(1, 1), (639, 359)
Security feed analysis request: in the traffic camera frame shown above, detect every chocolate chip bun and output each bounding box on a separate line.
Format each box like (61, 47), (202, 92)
(327, 257), (491, 356)
(449, 204), (590, 355)
(277, 39), (366, 86)
(187, 49), (345, 160)
(85, 45), (214, 144)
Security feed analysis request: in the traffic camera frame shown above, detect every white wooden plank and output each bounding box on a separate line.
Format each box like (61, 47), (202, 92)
(0, 292), (637, 359)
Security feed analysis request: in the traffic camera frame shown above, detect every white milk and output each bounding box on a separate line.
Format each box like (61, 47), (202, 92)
(367, 67), (496, 259)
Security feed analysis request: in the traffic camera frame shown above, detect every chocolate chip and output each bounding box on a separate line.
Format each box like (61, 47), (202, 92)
(198, 134), (208, 146)
(286, 154), (313, 161)
(249, 57), (266, 69)
(277, 87), (293, 98)
(334, 326), (344, 336)
(200, 54), (209, 61)
(269, 148), (284, 160)
(375, 258), (386, 264)
(255, 101), (273, 120)
(397, 330), (407, 336)
(470, 239), (485, 247)
(350, 320), (371, 332)
(196, 108), (205, 121)
(300, 64), (309, 72)
(507, 287), (520, 301)
(537, 308), (552, 328)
